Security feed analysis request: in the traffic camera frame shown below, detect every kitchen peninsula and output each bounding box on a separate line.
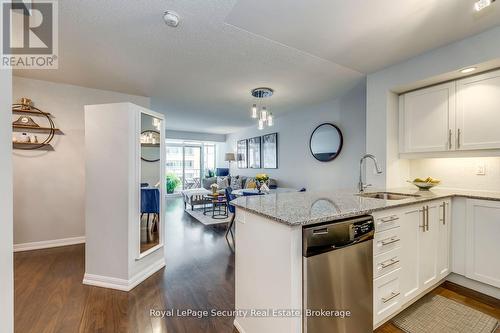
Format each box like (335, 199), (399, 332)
(231, 188), (500, 333)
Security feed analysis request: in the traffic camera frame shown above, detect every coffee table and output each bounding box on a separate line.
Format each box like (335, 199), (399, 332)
(202, 194), (228, 219)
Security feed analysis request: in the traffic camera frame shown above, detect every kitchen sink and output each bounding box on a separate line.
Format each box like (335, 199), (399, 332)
(357, 192), (420, 200)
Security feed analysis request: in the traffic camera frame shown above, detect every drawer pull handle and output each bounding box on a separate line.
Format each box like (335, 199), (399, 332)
(382, 292), (400, 303)
(379, 258), (400, 269)
(380, 237), (400, 246)
(380, 215), (399, 223)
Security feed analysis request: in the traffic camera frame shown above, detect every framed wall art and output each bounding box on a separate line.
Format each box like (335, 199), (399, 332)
(262, 133), (278, 169)
(247, 136), (261, 169)
(237, 139), (248, 168)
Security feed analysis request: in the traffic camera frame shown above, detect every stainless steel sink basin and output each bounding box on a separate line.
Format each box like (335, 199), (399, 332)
(357, 192), (420, 200)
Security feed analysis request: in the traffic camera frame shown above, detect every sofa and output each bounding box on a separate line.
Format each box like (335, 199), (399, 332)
(181, 175), (278, 211)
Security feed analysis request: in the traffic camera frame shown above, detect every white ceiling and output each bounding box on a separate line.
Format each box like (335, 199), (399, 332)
(226, 0), (500, 73)
(15, 0), (500, 134)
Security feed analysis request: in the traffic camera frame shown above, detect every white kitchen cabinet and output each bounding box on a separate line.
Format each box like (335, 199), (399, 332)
(465, 199), (500, 288)
(437, 200), (451, 279)
(418, 202), (440, 289)
(373, 200), (452, 327)
(456, 70), (500, 150)
(399, 205), (421, 304)
(399, 68), (500, 154)
(399, 200), (450, 304)
(399, 82), (455, 153)
(374, 268), (402, 325)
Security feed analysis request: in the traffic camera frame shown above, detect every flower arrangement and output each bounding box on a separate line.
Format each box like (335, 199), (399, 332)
(210, 183), (219, 195)
(255, 174), (269, 192)
(255, 173), (269, 183)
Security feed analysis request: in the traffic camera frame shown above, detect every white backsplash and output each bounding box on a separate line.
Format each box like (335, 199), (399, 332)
(409, 157), (500, 192)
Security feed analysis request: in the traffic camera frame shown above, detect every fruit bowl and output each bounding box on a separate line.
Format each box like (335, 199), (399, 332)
(407, 177), (440, 190)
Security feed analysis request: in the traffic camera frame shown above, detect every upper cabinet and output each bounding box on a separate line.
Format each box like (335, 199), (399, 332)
(456, 70), (500, 150)
(399, 82), (455, 153)
(399, 69), (500, 154)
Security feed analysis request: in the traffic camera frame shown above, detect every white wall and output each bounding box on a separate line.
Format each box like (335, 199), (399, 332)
(225, 81), (366, 191)
(410, 157), (500, 192)
(12, 77), (150, 246)
(167, 129), (226, 143)
(0, 70), (13, 333)
(366, 27), (500, 188)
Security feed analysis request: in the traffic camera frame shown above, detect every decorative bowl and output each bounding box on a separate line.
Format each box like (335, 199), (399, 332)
(407, 180), (440, 190)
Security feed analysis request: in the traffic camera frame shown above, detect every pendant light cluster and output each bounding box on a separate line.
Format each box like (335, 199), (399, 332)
(250, 87), (274, 130)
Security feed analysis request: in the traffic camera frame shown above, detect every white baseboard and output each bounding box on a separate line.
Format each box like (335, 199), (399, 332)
(82, 258), (166, 292)
(14, 236), (85, 252)
(446, 273), (500, 299)
(233, 319), (246, 333)
(82, 273), (130, 291)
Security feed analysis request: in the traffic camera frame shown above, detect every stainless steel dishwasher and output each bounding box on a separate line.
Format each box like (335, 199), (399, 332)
(303, 215), (375, 333)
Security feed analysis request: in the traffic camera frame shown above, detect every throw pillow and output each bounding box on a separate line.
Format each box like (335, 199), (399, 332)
(231, 176), (243, 190)
(216, 176), (229, 189)
(245, 177), (256, 189)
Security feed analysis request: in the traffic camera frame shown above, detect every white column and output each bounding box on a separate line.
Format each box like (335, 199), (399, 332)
(0, 69), (14, 333)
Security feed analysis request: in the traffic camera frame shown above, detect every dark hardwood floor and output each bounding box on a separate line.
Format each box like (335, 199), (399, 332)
(15, 197), (235, 333)
(140, 214), (160, 253)
(14, 197), (499, 333)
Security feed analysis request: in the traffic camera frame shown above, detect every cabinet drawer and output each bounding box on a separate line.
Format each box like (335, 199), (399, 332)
(374, 247), (402, 278)
(374, 268), (402, 325)
(374, 213), (401, 232)
(374, 227), (402, 256)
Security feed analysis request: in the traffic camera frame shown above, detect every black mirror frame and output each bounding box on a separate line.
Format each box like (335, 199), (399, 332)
(309, 123), (344, 162)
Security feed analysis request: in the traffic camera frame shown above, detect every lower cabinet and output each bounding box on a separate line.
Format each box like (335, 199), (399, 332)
(372, 199), (451, 327)
(465, 199), (500, 288)
(374, 268), (402, 325)
(437, 200), (451, 279)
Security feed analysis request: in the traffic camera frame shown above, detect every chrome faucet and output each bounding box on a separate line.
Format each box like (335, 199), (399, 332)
(358, 154), (383, 192)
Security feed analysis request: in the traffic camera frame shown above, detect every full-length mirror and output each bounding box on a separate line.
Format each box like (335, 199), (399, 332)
(309, 123), (343, 162)
(140, 113), (162, 253)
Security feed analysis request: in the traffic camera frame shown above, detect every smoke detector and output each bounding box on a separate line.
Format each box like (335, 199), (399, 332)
(164, 10), (180, 27)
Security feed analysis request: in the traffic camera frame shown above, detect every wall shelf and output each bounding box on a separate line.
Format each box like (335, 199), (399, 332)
(12, 108), (52, 116)
(11, 99), (60, 150)
(13, 124), (60, 132)
(13, 142), (54, 150)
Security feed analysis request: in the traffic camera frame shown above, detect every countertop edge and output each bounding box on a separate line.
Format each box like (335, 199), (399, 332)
(232, 192), (500, 227)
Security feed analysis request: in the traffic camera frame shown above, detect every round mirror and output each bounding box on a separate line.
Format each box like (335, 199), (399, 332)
(309, 123), (343, 162)
(141, 130), (161, 162)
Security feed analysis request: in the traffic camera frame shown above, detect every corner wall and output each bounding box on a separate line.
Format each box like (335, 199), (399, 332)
(0, 69), (13, 333)
(225, 81), (366, 191)
(12, 77), (150, 248)
(366, 27), (500, 188)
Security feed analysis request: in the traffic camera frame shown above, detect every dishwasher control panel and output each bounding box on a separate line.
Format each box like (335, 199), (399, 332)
(303, 215), (374, 257)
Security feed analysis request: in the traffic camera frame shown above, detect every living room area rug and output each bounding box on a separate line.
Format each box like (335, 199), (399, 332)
(392, 294), (499, 333)
(186, 208), (233, 226)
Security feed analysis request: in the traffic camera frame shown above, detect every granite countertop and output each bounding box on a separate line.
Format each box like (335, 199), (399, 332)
(230, 187), (500, 226)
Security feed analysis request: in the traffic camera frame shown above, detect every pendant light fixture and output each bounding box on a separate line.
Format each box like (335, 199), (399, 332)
(250, 87), (274, 130)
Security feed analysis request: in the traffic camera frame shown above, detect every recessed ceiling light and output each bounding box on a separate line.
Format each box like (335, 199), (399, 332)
(459, 67), (477, 74)
(474, 0), (496, 11)
(164, 10), (180, 27)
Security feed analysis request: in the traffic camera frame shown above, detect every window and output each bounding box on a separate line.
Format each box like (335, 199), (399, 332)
(166, 140), (216, 191)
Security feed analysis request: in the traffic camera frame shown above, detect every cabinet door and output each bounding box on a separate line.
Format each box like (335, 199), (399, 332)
(400, 82), (455, 153)
(419, 203), (439, 289)
(437, 200), (451, 279)
(456, 70), (500, 150)
(465, 199), (500, 288)
(400, 206), (422, 304)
